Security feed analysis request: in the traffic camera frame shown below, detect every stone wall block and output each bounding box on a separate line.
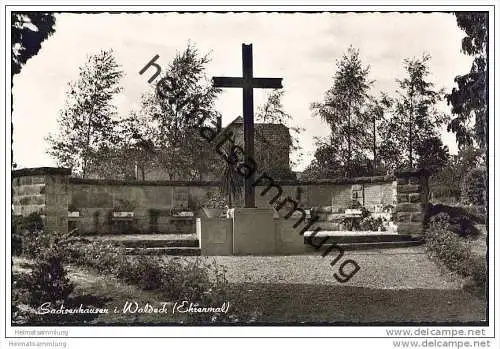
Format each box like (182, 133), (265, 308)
(396, 212), (412, 222)
(396, 203), (424, 212)
(397, 178), (408, 185)
(397, 193), (409, 203)
(397, 184), (421, 194)
(408, 176), (421, 185)
(408, 193), (421, 203)
(410, 212), (424, 222)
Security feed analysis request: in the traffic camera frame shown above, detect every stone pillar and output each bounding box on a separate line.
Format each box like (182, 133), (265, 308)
(232, 208), (276, 255)
(44, 169), (71, 234)
(395, 168), (430, 237)
(12, 167), (71, 234)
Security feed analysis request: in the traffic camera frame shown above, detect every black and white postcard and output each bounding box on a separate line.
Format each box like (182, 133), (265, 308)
(2, 1), (498, 348)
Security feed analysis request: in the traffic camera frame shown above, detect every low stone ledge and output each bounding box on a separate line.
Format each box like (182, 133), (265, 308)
(275, 174), (395, 186)
(68, 175), (396, 187)
(394, 168), (431, 178)
(69, 177), (221, 187)
(397, 184), (421, 193)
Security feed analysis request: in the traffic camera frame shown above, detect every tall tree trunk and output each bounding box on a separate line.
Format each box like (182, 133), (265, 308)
(409, 95), (413, 168)
(347, 99), (352, 177)
(373, 112), (377, 175)
(82, 111), (93, 178)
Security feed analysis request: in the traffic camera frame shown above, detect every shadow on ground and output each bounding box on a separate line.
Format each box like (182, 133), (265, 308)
(220, 282), (486, 325)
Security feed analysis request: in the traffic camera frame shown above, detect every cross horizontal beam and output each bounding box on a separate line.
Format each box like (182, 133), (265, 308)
(213, 77), (283, 89)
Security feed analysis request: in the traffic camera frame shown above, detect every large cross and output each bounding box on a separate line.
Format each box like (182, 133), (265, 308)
(213, 44), (283, 208)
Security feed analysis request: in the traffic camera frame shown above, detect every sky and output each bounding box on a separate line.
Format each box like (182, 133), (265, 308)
(12, 12), (474, 171)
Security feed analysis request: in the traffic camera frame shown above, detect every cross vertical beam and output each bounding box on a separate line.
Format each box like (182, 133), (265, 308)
(242, 44), (255, 208)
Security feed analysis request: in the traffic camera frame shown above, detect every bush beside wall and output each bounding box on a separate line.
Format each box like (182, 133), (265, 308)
(424, 227), (486, 292)
(461, 167), (487, 206)
(63, 240), (257, 323)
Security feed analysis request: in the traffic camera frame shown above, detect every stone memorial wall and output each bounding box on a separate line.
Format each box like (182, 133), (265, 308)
(12, 167), (428, 238)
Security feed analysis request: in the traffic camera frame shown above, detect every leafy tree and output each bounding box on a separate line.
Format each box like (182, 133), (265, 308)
(12, 13), (56, 172)
(362, 94), (391, 174)
(127, 44), (221, 180)
(379, 54), (448, 170)
(257, 89), (290, 124)
(11, 12), (56, 75)
(311, 46), (373, 177)
(302, 138), (344, 179)
(217, 137), (243, 208)
(447, 12), (488, 151)
(46, 50), (124, 177)
(430, 145), (482, 201)
(415, 136), (449, 174)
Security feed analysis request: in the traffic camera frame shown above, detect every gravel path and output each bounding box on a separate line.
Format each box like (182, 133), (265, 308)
(162, 246), (486, 322)
(175, 246), (464, 290)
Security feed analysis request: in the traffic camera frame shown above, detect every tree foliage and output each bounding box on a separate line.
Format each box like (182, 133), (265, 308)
(446, 12), (488, 151)
(302, 139), (343, 179)
(363, 94), (391, 173)
(257, 89), (290, 124)
(11, 12), (56, 75)
(126, 44), (221, 180)
(430, 145), (482, 201)
(310, 46), (373, 177)
(378, 54), (448, 172)
(46, 50), (124, 177)
(217, 136), (243, 207)
(415, 136), (449, 174)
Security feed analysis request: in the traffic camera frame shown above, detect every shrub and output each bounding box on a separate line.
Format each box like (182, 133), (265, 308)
(427, 204), (482, 237)
(204, 190), (228, 209)
(25, 247), (74, 307)
(116, 256), (164, 291)
(347, 200), (370, 218)
(470, 254), (487, 286)
(64, 240), (126, 274)
(12, 233), (23, 256)
(424, 227), (486, 292)
(461, 167), (487, 206)
(13, 212), (44, 233)
(21, 230), (80, 259)
(359, 216), (386, 231)
(428, 212), (451, 230)
(427, 204), (484, 224)
(12, 212), (45, 256)
(63, 240), (259, 323)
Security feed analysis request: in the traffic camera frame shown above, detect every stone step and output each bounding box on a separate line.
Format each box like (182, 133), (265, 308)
(87, 234), (199, 248)
(124, 247), (201, 256)
(305, 233), (420, 244)
(308, 240), (424, 251)
(117, 239), (199, 248)
(148, 230), (195, 235)
(336, 240), (424, 250)
(305, 231), (424, 251)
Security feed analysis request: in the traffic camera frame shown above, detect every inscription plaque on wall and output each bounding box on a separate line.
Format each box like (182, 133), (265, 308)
(172, 187), (189, 209)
